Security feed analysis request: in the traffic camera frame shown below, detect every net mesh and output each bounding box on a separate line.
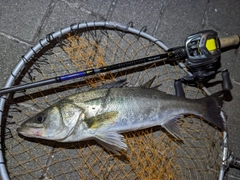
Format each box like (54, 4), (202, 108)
(2, 25), (222, 179)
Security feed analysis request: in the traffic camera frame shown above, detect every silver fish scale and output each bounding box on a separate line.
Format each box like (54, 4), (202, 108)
(75, 87), (203, 134)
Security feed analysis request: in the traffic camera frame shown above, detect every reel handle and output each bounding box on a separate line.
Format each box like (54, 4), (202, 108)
(222, 69), (233, 91)
(220, 35), (240, 49)
(174, 80), (185, 97)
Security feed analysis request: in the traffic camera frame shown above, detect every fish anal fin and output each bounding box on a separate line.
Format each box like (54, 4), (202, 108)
(95, 131), (127, 154)
(84, 111), (118, 129)
(162, 117), (182, 139)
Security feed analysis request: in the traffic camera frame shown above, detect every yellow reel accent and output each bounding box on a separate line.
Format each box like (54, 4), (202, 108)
(206, 38), (217, 51)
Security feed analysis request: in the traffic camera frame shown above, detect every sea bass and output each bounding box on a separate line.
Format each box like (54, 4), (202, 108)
(17, 82), (224, 153)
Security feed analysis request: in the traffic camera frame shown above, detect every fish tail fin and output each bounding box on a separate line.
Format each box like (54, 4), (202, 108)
(201, 91), (226, 130)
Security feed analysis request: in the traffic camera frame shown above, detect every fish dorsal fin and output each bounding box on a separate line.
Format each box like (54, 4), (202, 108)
(84, 111), (118, 129)
(141, 76), (156, 88)
(98, 79), (127, 89)
(94, 131), (127, 154)
(151, 84), (162, 90)
(162, 116), (182, 139)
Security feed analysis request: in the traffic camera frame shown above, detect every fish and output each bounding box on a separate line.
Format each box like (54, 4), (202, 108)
(17, 79), (224, 154)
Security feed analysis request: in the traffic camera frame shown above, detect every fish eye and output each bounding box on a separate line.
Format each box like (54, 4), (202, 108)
(36, 113), (45, 123)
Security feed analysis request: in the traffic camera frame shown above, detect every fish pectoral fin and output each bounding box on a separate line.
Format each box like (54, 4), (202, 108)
(84, 111), (118, 129)
(162, 117), (182, 139)
(94, 131), (127, 154)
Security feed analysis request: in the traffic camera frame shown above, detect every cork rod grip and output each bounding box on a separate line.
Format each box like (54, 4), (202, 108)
(219, 35), (240, 49)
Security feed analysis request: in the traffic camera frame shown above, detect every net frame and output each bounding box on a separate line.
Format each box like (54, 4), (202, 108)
(0, 21), (227, 180)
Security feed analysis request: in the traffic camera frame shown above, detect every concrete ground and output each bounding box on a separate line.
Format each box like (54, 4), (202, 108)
(0, 0), (239, 179)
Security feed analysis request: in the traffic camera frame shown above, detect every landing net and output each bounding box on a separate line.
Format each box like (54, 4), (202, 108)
(0, 22), (223, 180)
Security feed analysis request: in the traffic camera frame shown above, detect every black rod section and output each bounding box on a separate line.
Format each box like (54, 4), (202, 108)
(0, 78), (58, 95)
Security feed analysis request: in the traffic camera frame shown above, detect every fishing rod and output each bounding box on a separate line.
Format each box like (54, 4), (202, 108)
(0, 54), (168, 95)
(0, 30), (239, 95)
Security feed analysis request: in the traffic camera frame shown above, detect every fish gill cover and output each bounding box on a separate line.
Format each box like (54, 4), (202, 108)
(3, 25), (222, 180)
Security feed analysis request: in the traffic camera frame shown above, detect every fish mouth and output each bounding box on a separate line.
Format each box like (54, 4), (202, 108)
(17, 126), (43, 138)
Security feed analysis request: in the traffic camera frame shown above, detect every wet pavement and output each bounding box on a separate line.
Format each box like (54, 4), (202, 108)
(0, 0), (240, 179)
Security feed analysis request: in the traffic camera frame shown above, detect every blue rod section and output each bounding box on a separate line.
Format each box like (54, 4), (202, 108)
(60, 71), (86, 81)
